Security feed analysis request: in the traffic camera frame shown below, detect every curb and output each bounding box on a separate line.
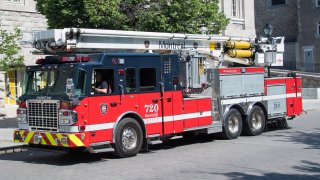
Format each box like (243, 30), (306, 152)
(0, 145), (26, 154)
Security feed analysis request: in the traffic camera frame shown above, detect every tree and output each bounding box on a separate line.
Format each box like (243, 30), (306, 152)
(0, 28), (24, 71)
(36, 0), (229, 34)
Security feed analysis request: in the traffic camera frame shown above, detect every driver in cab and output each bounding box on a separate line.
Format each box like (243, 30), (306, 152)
(95, 71), (108, 94)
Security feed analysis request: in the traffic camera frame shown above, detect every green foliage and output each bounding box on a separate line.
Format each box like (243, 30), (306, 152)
(36, 0), (229, 34)
(0, 28), (24, 71)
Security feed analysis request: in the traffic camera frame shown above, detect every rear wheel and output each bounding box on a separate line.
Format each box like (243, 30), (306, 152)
(113, 118), (143, 158)
(277, 117), (289, 129)
(243, 106), (266, 136)
(221, 109), (243, 139)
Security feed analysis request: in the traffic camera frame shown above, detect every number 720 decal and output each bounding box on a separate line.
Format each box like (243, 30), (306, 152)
(144, 104), (159, 113)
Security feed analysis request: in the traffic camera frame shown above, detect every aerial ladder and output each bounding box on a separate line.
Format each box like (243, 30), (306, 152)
(32, 28), (285, 67)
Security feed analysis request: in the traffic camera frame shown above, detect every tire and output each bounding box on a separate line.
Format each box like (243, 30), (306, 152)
(277, 117), (289, 129)
(113, 118), (143, 158)
(221, 109), (243, 139)
(243, 106), (266, 136)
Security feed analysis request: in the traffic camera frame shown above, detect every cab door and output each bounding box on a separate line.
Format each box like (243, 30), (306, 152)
(161, 55), (176, 135)
(87, 68), (119, 143)
(138, 55), (163, 136)
(118, 57), (140, 115)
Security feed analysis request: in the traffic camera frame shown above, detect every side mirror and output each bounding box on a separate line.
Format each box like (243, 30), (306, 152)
(66, 78), (75, 98)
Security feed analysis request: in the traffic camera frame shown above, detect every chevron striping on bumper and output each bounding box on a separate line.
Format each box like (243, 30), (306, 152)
(24, 131), (34, 143)
(19, 130), (25, 137)
(56, 134), (69, 147)
(45, 133), (57, 146)
(68, 134), (85, 147)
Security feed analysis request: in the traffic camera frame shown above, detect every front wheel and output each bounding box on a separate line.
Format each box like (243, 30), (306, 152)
(113, 118), (143, 158)
(243, 106), (266, 136)
(221, 109), (243, 139)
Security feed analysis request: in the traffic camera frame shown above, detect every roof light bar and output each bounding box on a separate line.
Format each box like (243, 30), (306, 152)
(35, 55), (91, 65)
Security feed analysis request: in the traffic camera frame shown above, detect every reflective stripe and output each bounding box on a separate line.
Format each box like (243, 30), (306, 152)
(68, 134), (85, 147)
(264, 94), (286, 100)
(87, 123), (115, 131)
(40, 134), (47, 145)
(14, 130), (85, 147)
(19, 130), (25, 137)
(46, 132), (57, 146)
(222, 93), (299, 105)
(24, 131), (34, 143)
(69, 111), (212, 132)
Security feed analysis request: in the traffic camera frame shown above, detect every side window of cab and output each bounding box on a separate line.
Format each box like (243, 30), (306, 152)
(90, 69), (114, 95)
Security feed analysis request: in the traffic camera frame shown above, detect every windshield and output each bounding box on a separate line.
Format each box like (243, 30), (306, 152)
(24, 69), (75, 96)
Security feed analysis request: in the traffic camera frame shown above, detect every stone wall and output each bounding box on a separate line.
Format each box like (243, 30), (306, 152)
(0, 2), (47, 116)
(298, 0), (320, 72)
(255, 0), (298, 42)
(0, 10), (47, 65)
(221, 0), (256, 38)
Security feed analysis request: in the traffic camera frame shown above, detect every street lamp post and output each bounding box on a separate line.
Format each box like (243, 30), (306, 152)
(263, 23), (274, 78)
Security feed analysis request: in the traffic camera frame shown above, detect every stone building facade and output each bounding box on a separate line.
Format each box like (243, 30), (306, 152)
(255, 0), (320, 73)
(0, 0), (47, 117)
(220, 0), (256, 38)
(298, 0), (320, 72)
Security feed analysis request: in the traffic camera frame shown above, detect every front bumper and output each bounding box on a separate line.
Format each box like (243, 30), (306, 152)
(14, 130), (86, 148)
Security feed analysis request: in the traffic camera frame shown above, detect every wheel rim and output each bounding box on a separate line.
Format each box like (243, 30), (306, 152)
(121, 127), (138, 150)
(228, 115), (239, 134)
(252, 111), (262, 130)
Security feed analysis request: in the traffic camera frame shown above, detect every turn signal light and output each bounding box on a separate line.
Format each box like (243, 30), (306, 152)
(60, 101), (73, 109)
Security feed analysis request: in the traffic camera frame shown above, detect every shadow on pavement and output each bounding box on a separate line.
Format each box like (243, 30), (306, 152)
(288, 129), (320, 150)
(267, 128), (320, 150)
(0, 134), (216, 166)
(192, 160), (320, 180)
(144, 133), (216, 152)
(0, 150), (114, 166)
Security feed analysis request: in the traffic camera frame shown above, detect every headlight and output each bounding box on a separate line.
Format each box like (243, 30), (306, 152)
(59, 109), (78, 125)
(17, 108), (27, 123)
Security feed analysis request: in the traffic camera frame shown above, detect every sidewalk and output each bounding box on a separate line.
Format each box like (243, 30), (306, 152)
(302, 99), (320, 112)
(0, 99), (319, 149)
(0, 128), (23, 148)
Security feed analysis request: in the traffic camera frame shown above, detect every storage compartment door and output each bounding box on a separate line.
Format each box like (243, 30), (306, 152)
(267, 85), (286, 116)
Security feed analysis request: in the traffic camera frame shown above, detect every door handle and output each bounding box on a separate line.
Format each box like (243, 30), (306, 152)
(152, 98), (159, 103)
(166, 97), (172, 102)
(110, 102), (117, 107)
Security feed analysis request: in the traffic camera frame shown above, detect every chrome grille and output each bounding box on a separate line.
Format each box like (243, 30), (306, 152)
(27, 100), (60, 131)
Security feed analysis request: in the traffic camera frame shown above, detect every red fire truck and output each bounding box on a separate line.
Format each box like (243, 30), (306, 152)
(13, 28), (302, 157)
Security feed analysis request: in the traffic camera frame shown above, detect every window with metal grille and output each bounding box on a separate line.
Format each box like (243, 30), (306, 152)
(163, 58), (172, 74)
(272, 0), (285, 5)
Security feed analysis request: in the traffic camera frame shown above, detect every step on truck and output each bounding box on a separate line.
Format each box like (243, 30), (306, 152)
(13, 28), (302, 157)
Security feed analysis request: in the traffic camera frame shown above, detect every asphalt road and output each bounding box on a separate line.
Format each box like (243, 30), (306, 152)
(0, 111), (319, 180)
